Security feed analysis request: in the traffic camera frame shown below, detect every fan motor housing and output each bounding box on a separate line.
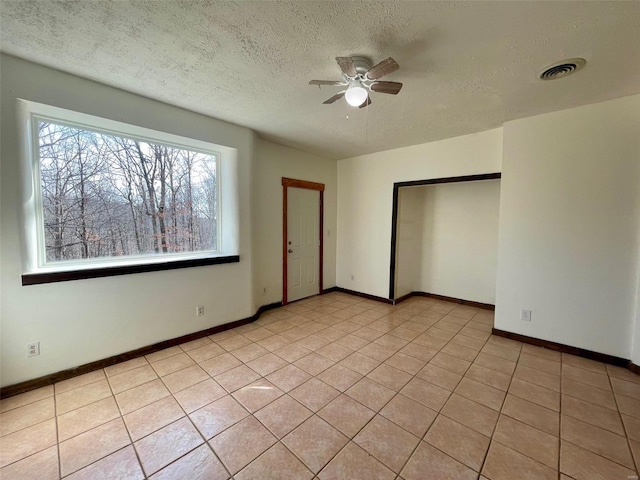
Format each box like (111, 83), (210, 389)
(350, 56), (373, 76)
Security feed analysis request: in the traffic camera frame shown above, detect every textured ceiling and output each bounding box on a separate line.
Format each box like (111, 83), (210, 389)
(1, 1), (639, 159)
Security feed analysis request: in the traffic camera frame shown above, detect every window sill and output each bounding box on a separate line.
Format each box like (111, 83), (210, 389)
(21, 255), (240, 286)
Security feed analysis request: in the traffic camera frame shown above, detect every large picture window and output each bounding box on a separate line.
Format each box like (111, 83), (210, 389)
(20, 101), (240, 285)
(37, 121), (219, 263)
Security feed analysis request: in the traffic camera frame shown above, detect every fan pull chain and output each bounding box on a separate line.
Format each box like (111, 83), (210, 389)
(365, 95), (370, 143)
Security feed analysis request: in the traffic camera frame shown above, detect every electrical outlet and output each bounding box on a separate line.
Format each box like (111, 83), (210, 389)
(27, 342), (40, 357)
(521, 309), (532, 322)
(196, 305), (205, 317)
(262, 287), (268, 296)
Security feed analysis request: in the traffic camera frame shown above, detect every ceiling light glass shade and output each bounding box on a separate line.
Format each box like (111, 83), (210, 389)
(345, 84), (368, 107)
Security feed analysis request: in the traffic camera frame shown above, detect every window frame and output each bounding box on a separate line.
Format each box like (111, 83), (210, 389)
(19, 100), (240, 285)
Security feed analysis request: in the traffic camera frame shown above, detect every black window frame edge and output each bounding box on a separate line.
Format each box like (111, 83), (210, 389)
(22, 255), (240, 286)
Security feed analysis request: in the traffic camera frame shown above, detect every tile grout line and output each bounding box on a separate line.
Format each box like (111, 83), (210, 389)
(391, 311), (482, 478)
(558, 353), (563, 480)
(562, 377), (637, 473)
(559, 360), (639, 473)
(310, 361), (400, 452)
(534, 350), (640, 475)
(268, 296), (472, 476)
(103, 367), (149, 480)
(493, 344), (573, 476)
(401, 309), (500, 476)
(52, 368), (143, 479)
(226, 296), (381, 478)
(171, 297), (373, 478)
(606, 368), (639, 475)
(114, 360), (230, 473)
(0, 423), (56, 472)
(166, 329), (323, 476)
(311, 300), (460, 477)
(562, 439), (638, 477)
(153, 367), (233, 480)
(491, 348), (562, 477)
(314, 386), (408, 476)
(459, 310), (506, 478)
(54, 386), (62, 480)
(0, 388), (55, 414)
(412, 306), (491, 477)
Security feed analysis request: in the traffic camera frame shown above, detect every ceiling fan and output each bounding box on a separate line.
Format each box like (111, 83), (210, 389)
(309, 56), (403, 108)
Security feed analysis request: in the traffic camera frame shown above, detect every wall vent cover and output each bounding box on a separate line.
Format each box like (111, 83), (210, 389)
(538, 58), (586, 80)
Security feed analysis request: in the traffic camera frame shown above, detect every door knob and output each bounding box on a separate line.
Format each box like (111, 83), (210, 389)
(288, 249), (293, 253)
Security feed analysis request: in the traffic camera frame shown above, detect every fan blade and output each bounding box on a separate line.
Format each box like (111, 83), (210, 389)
(370, 81), (403, 95)
(336, 57), (357, 77)
(323, 91), (346, 104)
(359, 96), (372, 108)
(366, 57), (399, 80)
(309, 80), (344, 86)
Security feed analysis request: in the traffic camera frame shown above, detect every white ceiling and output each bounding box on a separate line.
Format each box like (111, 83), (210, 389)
(1, 1), (639, 159)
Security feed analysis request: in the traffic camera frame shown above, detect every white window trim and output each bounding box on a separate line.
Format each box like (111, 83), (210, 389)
(18, 99), (240, 278)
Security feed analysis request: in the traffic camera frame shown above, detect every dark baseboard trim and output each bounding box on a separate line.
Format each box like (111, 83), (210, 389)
(327, 287), (495, 311)
(331, 287), (394, 305)
(394, 292), (414, 304)
(9, 287), (636, 398)
(255, 302), (283, 315)
(394, 291), (495, 311)
(492, 328), (633, 370)
(0, 301), (282, 399)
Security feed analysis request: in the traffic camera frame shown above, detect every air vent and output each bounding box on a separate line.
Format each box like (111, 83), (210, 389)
(538, 58), (586, 80)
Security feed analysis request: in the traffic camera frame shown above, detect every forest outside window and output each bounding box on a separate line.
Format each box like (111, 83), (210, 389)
(20, 101), (240, 284)
(38, 121), (219, 262)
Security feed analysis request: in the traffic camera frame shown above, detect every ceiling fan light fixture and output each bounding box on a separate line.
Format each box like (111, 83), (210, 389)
(345, 83), (368, 107)
(310, 56), (401, 108)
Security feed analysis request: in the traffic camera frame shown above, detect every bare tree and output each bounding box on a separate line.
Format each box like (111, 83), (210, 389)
(38, 121), (218, 262)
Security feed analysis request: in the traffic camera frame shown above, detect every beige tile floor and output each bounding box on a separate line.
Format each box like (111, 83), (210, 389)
(1, 292), (639, 480)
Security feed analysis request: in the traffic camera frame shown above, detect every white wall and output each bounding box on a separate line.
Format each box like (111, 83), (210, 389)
(633, 278), (640, 365)
(0, 55), (336, 387)
(0, 55), (255, 386)
(337, 128), (503, 299)
(495, 95), (640, 359)
(633, 185), (640, 366)
(395, 187), (426, 298)
(419, 180), (500, 304)
(252, 138), (337, 307)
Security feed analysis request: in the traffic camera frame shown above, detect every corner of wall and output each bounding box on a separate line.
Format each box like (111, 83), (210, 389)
(251, 138), (338, 309)
(495, 95), (640, 359)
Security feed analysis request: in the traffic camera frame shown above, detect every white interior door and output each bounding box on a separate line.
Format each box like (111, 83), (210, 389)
(287, 187), (320, 302)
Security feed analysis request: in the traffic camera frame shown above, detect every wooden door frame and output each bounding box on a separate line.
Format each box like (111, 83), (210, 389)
(282, 177), (325, 305)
